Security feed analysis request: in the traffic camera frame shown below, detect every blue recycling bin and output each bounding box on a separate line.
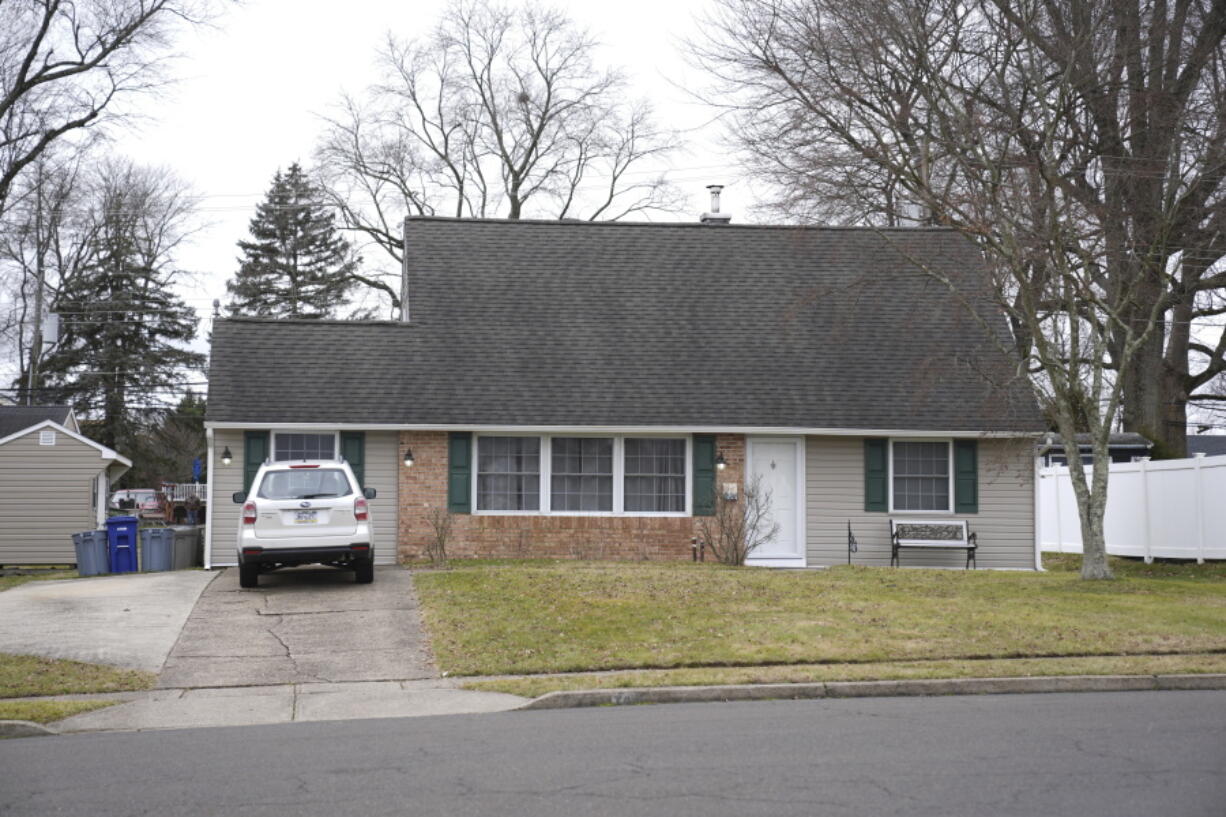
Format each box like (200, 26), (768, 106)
(105, 515), (139, 574)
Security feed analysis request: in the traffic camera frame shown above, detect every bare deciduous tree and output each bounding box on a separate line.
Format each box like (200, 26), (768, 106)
(696, 0), (1226, 579)
(695, 476), (779, 566)
(0, 0), (222, 219)
(316, 0), (681, 315)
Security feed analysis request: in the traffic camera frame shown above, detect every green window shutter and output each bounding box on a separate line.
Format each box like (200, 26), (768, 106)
(243, 431), (270, 494)
(864, 438), (888, 512)
(340, 431), (365, 489)
(692, 434), (716, 516)
(954, 439), (979, 513)
(448, 432), (472, 514)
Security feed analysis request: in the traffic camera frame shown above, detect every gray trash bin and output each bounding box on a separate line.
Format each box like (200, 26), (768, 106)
(169, 526), (202, 569)
(139, 528), (175, 572)
(72, 530), (108, 576)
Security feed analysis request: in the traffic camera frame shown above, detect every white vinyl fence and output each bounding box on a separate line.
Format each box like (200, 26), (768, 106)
(1038, 454), (1226, 562)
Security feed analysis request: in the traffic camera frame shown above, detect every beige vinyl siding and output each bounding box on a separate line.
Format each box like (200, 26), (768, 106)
(806, 436), (1036, 569)
(363, 431), (399, 565)
(0, 428), (107, 564)
(208, 428), (244, 567)
(208, 429), (399, 566)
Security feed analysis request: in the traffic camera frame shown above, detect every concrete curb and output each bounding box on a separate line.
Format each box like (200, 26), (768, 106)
(518, 673), (1226, 710)
(0, 720), (57, 739)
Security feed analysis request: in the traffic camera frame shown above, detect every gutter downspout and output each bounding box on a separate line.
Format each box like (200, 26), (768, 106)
(204, 427), (215, 570)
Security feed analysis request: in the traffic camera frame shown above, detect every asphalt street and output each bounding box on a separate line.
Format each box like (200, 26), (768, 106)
(3, 690), (1223, 816)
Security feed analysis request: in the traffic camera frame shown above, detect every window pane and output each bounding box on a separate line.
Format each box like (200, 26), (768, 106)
(274, 433), (335, 461)
(893, 442), (950, 511)
(476, 437), (540, 511)
(551, 438), (613, 511)
(624, 438), (685, 512)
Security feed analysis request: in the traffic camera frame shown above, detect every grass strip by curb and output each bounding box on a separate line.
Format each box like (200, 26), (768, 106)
(0, 570), (78, 593)
(0, 699), (118, 724)
(516, 673), (1226, 710)
(463, 653), (1226, 698)
(0, 654), (156, 699)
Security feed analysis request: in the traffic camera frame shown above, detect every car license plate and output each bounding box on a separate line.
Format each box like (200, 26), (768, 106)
(294, 510), (318, 524)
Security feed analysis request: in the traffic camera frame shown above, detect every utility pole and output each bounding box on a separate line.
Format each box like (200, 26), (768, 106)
(26, 163), (46, 406)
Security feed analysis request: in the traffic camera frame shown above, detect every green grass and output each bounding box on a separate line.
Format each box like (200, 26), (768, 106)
(0, 699), (118, 725)
(0, 654), (155, 699)
(0, 570), (78, 593)
(466, 653), (1226, 697)
(413, 555), (1226, 676)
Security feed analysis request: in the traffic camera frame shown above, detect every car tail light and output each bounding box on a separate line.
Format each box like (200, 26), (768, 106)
(242, 502), (257, 525)
(354, 497), (369, 521)
(289, 464), (319, 469)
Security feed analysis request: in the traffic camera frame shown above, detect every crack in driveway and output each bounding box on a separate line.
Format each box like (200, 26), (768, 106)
(157, 567), (437, 688)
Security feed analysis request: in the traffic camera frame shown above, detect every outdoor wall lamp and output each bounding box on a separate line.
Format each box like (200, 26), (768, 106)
(715, 452), (728, 471)
(221, 446), (232, 466)
(403, 447), (415, 467)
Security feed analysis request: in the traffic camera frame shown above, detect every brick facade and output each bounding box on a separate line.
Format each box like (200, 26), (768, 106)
(396, 431), (745, 562)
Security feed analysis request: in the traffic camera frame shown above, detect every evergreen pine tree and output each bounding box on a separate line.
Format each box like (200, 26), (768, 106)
(227, 163), (359, 318)
(37, 160), (204, 452)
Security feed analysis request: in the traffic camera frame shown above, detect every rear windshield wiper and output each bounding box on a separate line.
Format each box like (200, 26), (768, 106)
(300, 493), (338, 499)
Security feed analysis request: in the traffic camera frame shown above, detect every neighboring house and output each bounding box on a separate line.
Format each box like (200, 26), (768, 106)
(1038, 432), (1153, 467)
(0, 409), (131, 566)
(204, 216), (1046, 570)
(0, 404), (79, 438)
(1187, 435), (1226, 458)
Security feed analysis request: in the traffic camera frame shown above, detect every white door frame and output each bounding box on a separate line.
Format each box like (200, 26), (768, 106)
(744, 436), (807, 568)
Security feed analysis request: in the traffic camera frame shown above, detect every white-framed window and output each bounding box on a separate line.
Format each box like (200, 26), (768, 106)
(473, 434), (690, 516)
(624, 438), (686, 512)
(551, 437), (614, 512)
(273, 432), (337, 462)
(890, 440), (953, 512)
(476, 435), (541, 511)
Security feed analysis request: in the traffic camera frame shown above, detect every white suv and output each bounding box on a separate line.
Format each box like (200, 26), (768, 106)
(232, 459), (375, 588)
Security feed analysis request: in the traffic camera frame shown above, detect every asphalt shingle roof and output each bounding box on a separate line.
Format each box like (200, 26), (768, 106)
(207, 217), (1044, 432)
(0, 405), (71, 439)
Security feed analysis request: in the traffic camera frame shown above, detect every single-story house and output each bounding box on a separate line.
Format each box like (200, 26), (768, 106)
(0, 406), (132, 565)
(1187, 435), (1226, 458)
(204, 216), (1045, 570)
(1038, 432), (1153, 466)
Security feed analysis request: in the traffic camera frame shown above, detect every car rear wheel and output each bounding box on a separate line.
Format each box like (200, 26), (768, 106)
(239, 561), (259, 589)
(354, 559), (374, 584)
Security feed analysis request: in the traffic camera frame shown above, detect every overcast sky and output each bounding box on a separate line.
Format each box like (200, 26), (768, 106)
(115, 0), (756, 348)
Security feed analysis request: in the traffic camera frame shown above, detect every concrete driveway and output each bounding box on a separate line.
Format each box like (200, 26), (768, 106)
(157, 566), (437, 689)
(0, 572), (216, 672)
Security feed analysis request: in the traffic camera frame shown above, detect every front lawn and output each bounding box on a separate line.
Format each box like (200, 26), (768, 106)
(0, 699), (118, 725)
(0, 654), (155, 699)
(413, 556), (1226, 677)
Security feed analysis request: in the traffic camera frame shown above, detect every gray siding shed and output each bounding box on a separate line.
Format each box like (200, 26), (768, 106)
(0, 423), (130, 564)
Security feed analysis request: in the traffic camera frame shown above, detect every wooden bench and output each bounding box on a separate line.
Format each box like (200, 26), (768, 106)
(889, 519), (977, 569)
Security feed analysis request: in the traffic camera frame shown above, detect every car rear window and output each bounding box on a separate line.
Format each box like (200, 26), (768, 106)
(257, 469), (352, 500)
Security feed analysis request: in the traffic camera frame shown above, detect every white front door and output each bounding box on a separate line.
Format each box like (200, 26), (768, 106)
(745, 437), (805, 567)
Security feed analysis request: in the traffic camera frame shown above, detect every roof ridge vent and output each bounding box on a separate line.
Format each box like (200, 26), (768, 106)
(700, 184), (732, 225)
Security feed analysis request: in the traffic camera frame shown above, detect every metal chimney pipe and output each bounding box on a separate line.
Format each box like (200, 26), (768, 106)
(700, 184), (732, 224)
